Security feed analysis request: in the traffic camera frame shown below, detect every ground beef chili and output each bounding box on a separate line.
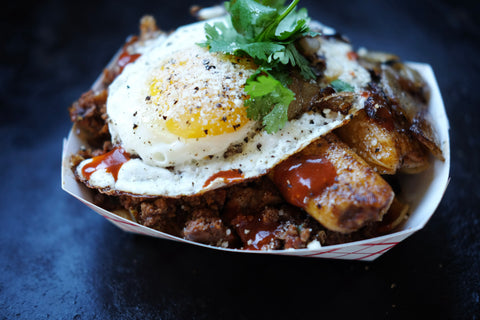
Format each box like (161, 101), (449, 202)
(114, 177), (331, 249)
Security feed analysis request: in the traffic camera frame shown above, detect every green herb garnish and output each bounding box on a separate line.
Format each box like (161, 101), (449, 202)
(199, 0), (317, 133)
(330, 79), (354, 92)
(244, 70), (295, 133)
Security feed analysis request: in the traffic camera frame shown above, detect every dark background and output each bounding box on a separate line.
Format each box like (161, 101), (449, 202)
(1, 0), (479, 319)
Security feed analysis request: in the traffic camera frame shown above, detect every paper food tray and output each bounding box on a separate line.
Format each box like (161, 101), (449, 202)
(62, 62), (450, 261)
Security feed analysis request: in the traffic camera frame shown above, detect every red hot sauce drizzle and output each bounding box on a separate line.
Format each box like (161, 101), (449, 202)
(230, 214), (282, 250)
(273, 155), (337, 208)
(117, 50), (141, 73)
(203, 169), (244, 188)
(82, 147), (131, 181)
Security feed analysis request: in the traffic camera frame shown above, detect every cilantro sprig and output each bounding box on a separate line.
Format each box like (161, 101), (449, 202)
(199, 0), (317, 133)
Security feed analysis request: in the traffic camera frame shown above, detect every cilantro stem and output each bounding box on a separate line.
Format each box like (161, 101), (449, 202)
(256, 0), (300, 42)
(277, 0), (300, 23)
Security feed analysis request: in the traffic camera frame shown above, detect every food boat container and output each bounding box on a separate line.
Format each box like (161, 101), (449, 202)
(62, 61), (450, 261)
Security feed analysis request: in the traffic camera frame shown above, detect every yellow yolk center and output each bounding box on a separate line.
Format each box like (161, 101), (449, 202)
(148, 47), (257, 139)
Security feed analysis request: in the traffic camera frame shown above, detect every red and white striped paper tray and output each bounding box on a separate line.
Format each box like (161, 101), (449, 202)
(62, 62), (450, 261)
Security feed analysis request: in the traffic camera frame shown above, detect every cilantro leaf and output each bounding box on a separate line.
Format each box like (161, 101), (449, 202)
(245, 71), (295, 133)
(200, 21), (242, 51)
(254, 0), (301, 42)
(270, 43), (315, 79)
(201, 16), (285, 61)
(259, 0), (286, 10)
(275, 7), (309, 40)
(330, 79), (355, 92)
(237, 42), (286, 61)
(263, 102), (290, 133)
(230, 0), (278, 39)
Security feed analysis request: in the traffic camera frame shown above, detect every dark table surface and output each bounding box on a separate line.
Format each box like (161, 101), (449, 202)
(1, 0), (479, 319)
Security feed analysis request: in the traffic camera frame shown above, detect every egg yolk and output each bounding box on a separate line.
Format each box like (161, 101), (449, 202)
(148, 48), (257, 139)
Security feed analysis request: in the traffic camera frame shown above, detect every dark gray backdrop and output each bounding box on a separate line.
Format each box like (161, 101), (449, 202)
(1, 0), (479, 318)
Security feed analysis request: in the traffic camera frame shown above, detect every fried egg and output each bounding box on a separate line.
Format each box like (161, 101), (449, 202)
(76, 18), (370, 197)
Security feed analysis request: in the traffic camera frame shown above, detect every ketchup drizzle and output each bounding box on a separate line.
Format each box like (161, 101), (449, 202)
(203, 169), (244, 188)
(273, 155), (336, 208)
(117, 51), (141, 73)
(82, 147), (131, 181)
(230, 214), (281, 250)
